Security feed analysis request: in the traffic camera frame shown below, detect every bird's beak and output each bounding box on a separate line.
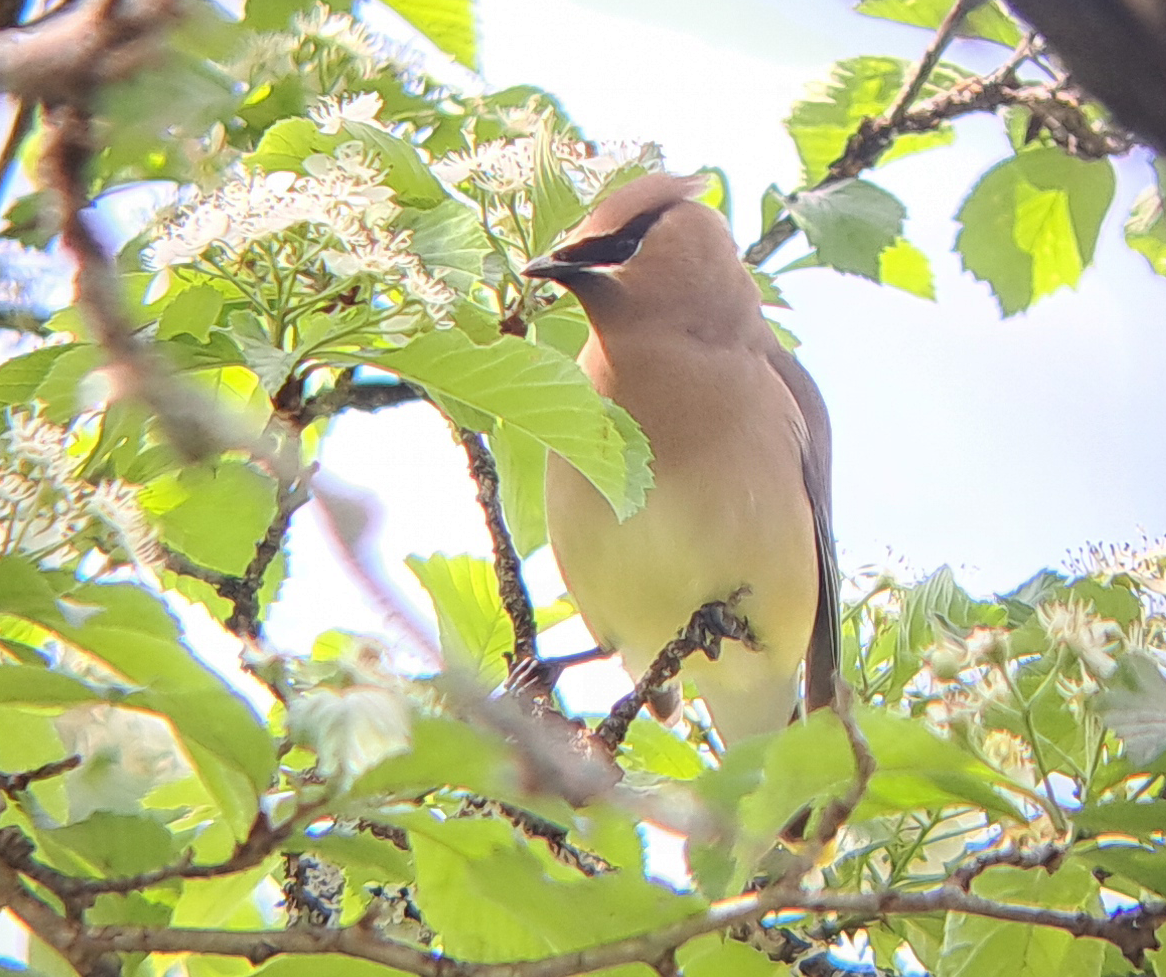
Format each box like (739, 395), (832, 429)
(521, 254), (589, 283)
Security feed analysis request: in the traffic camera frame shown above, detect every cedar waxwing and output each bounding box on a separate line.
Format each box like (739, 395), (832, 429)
(522, 173), (838, 744)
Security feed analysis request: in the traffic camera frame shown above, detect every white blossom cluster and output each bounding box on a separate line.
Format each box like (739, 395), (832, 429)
(0, 411), (161, 574)
(432, 126), (664, 201)
(144, 131), (457, 327)
(229, 4), (397, 89)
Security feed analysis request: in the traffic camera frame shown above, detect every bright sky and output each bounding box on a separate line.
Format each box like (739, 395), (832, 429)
(267, 0), (1166, 679)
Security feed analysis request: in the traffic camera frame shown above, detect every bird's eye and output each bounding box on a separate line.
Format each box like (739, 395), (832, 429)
(554, 208), (665, 267)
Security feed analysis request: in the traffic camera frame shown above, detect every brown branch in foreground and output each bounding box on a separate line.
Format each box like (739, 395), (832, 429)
(458, 429), (538, 668)
(7, 873), (1162, 977)
(885, 0), (980, 130)
(593, 591), (755, 753)
(0, 755), (81, 798)
(948, 841), (1068, 891)
(0, 0), (181, 104)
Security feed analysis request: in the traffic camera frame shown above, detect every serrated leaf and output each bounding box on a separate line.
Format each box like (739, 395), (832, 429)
(0, 344), (75, 406)
(368, 330), (652, 521)
(395, 198), (492, 293)
(879, 238), (936, 299)
(386, 0), (477, 69)
(528, 291), (589, 358)
(938, 864), (1103, 977)
(343, 121), (447, 208)
(139, 461), (278, 575)
(1125, 159), (1166, 276)
(406, 814), (702, 963)
(531, 117), (586, 257)
(956, 148), (1115, 316)
(1097, 652), (1166, 765)
(157, 284), (222, 342)
(786, 179), (906, 280)
(53, 583), (275, 797)
(406, 553), (512, 687)
(43, 812), (178, 877)
(349, 715), (518, 799)
(621, 719), (705, 780)
(787, 57), (957, 185)
(490, 422), (548, 558)
(243, 118), (341, 174)
(860, 0), (1022, 47)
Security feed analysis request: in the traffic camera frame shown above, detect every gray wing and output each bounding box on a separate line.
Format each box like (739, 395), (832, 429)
(765, 342), (840, 712)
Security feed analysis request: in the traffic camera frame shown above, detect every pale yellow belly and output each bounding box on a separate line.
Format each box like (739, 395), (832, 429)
(546, 433), (818, 742)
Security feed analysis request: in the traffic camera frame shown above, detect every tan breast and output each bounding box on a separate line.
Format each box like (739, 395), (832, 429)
(546, 330), (819, 741)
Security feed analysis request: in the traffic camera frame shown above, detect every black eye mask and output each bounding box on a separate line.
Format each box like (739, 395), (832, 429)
(552, 207), (667, 268)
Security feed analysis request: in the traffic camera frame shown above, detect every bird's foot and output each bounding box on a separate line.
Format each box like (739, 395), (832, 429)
(505, 647), (615, 698)
(693, 586), (758, 660)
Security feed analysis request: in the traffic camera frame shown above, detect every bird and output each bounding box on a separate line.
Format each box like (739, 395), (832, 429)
(521, 172), (838, 744)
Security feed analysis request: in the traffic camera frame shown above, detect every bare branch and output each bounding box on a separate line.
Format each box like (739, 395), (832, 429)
(0, 755), (81, 797)
(458, 428), (538, 668)
(594, 591), (755, 753)
(948, 841), (1067, 891)
(0, 0), (182, 104)
(295, 375), (425, 426)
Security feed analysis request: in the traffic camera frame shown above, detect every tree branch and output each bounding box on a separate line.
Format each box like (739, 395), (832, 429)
(743, 29), (1133, 268)
(0, 755), (81, 798)
(294, 375), (425, 426)
(457, 428), (538, 668)
(593, 591), (755, 753)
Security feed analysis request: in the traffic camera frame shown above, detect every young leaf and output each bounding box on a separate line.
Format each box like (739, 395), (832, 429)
(367, 330), (653, 521)
(1125, 159), (1166, 276)
(956, 148), (1115, 316)
(857, 0), (1023, 47)
(384, 0), (478, 70)
(785, 179), (906, 280)
(406, 553), (513, 688)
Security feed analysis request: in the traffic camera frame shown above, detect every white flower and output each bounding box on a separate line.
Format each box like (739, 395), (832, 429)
(309, 92), (385, 135)
(403, 261), (457, 326)
(1037, 600), (1120, 678)
(293, 4), (382, 67)
(88, 480), (163, 571)
(5, 411), (71, 472)
(288, 686), (411, 787)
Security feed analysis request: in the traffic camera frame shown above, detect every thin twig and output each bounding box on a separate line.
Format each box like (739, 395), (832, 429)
(294, 375), (425, 426)
(885, 0), (980, 130)
(593, 591), (755, 753)
(0, 755), (81, 797)
(457, 428), (538, 667)
(948, 841), (1067, 891)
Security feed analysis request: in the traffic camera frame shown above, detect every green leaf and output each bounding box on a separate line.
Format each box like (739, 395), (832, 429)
(1074, 800), (1166, 841)
(621, 719), (705, 780)
(786, 57), (956, 185)
(385, 0), (477, 69)
(55, 582), (276, 797)
(286, 828), (414, 890)
(786, 179), (906, 280)
(139, 461), (278, 575)
(243, 118), (341, 174)
(956, 148), (1116, 316)
(0, 555), (70, 627)
(858, 0), (1023, 46)
(938, 863), (1103, 977)
(251, 958), (408, 977)
(407, 814), (702, 962)
(490, 422), (548, 558)
(343, 121), (448, 208)
(528, 292), (589, 358)
(531, 117), (586, 257)
(0, 665), (106, 707)
(879, 238), (936, 299)
(44, 812), (178, 877)
(740, 707), (1024, 847)
(349, 715), (518, 799)
(1097, 652), (1166, 765)
(1125, 159), (1166, 276)
(1087, 843), (1166, 896)
(0, 344), (75, 406)
(678, 933), (779, 977)
(368, 330), (652, 521)
(157, 284), (223, 342)
(395, 198), (492, 293)
(2, 190), (58, 250)
(37, 346), (104, 423)
(406, 554), (512, 688)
